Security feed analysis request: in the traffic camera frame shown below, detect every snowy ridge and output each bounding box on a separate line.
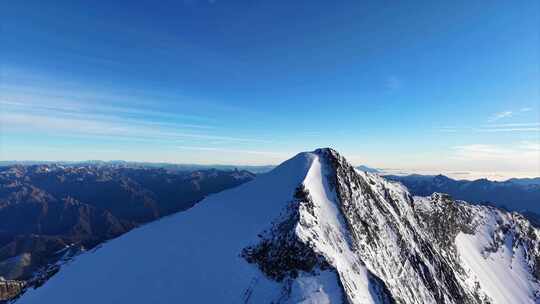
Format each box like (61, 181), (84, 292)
(16, 148), (540, 304)
(295, 152), (382, 303)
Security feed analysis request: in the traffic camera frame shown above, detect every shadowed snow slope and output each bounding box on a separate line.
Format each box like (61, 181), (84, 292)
(17, 148), (540, 304)
(18, 151), (318, 303)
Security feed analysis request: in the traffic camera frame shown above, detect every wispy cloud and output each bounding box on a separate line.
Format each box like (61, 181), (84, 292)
(438, 122), (540, 133)
(487, 106), (535, 122)
(482, 122), (540, 128)
(474, 127), (540, 133)
(1, 71), (261, 119)
(0, 95), (215, 124)
(0, 69), (278, 163)
(175, 146), (287, 157)
(452, 144), (515, 160)
(0, 100), (215, 130)
(0, 112), (271, 144)
(439, 107), (538, 133)
(437, 126), (461, 133)
(452, 142), (540, 163)
(299, 131), (323, 137)
(488, 111), (513, 122)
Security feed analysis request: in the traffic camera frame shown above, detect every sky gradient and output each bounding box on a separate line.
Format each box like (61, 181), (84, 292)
(1, 0), (539, 179)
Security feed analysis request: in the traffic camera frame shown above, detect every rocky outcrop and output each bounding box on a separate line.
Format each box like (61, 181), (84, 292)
(242, 186), (330, 282)
(385, 174), (540, 220)
(0, 279), (25, 302)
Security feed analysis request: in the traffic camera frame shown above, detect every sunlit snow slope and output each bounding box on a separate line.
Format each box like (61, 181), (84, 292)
(17, 149), (540, 304)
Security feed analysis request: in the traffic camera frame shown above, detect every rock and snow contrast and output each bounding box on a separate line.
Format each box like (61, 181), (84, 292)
(15, 149), (540, 303)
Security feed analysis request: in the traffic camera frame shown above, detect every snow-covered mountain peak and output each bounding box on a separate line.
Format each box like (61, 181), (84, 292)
(17, 148), (540, 304)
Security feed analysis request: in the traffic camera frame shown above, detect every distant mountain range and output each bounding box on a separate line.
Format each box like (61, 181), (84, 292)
(0, 164), (254, 301)
(0, 160), (275, 174)
(356, 165), (381, 173)
(355, 165), (540, 225)
(384, 174), (540, 224)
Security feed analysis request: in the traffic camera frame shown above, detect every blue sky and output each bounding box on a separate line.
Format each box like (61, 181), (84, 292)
(1, 0), (539, 178)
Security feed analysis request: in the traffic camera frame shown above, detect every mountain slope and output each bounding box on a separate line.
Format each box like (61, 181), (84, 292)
(18, 151), (316, 303)
(17, 149), (540, 303)
(0, 165), (254, 301)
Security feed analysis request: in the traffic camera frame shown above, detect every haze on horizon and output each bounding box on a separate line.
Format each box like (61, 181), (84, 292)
(1, 0), (539, 179)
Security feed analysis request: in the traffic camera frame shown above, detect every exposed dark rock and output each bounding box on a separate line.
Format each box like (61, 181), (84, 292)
(316, 148), (485, 303)
(0, 279), (25, 302)
(241, 186), (329, 282)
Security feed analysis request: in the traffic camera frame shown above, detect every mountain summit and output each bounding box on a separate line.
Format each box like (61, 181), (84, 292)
(18, 148), (540, 303)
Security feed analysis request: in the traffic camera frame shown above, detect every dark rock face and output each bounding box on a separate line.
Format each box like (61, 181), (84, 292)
(0, 279), (25, 301)
(0, 164), (255, 301)
(321, 149), (477, 303)
(242, 186), (329, 282)
(314, 148), (539, 303)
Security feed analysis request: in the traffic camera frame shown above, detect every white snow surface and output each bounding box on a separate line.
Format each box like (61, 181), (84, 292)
(287, 270), (342, 304)
(455, 209), (540, 304)
(20, 151), (317, 304)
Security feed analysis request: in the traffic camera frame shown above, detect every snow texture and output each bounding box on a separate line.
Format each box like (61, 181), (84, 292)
(455, 209), (540, 303)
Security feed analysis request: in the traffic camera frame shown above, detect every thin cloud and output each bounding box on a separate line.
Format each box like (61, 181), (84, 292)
(2, 70), (262, 119)
(483, 122), (540, 128)
(0, 100), (215, 130)
(300, 131), (323, 137)
(452, 144), (513, 160)
(438, 122), (540, 133)
(437, 126), (462, 133)
(487, 106), (535, 122)
(488, 111), (513, 122)
(0, 112), (271, 144)
(452, 143), (540, 163)
(175, 146), (287, 157)
(474, 127), (540, 132)
(0, 98), (215, 124)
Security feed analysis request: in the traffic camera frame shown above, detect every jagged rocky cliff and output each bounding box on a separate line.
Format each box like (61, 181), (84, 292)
(15, 149), (540, 303)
